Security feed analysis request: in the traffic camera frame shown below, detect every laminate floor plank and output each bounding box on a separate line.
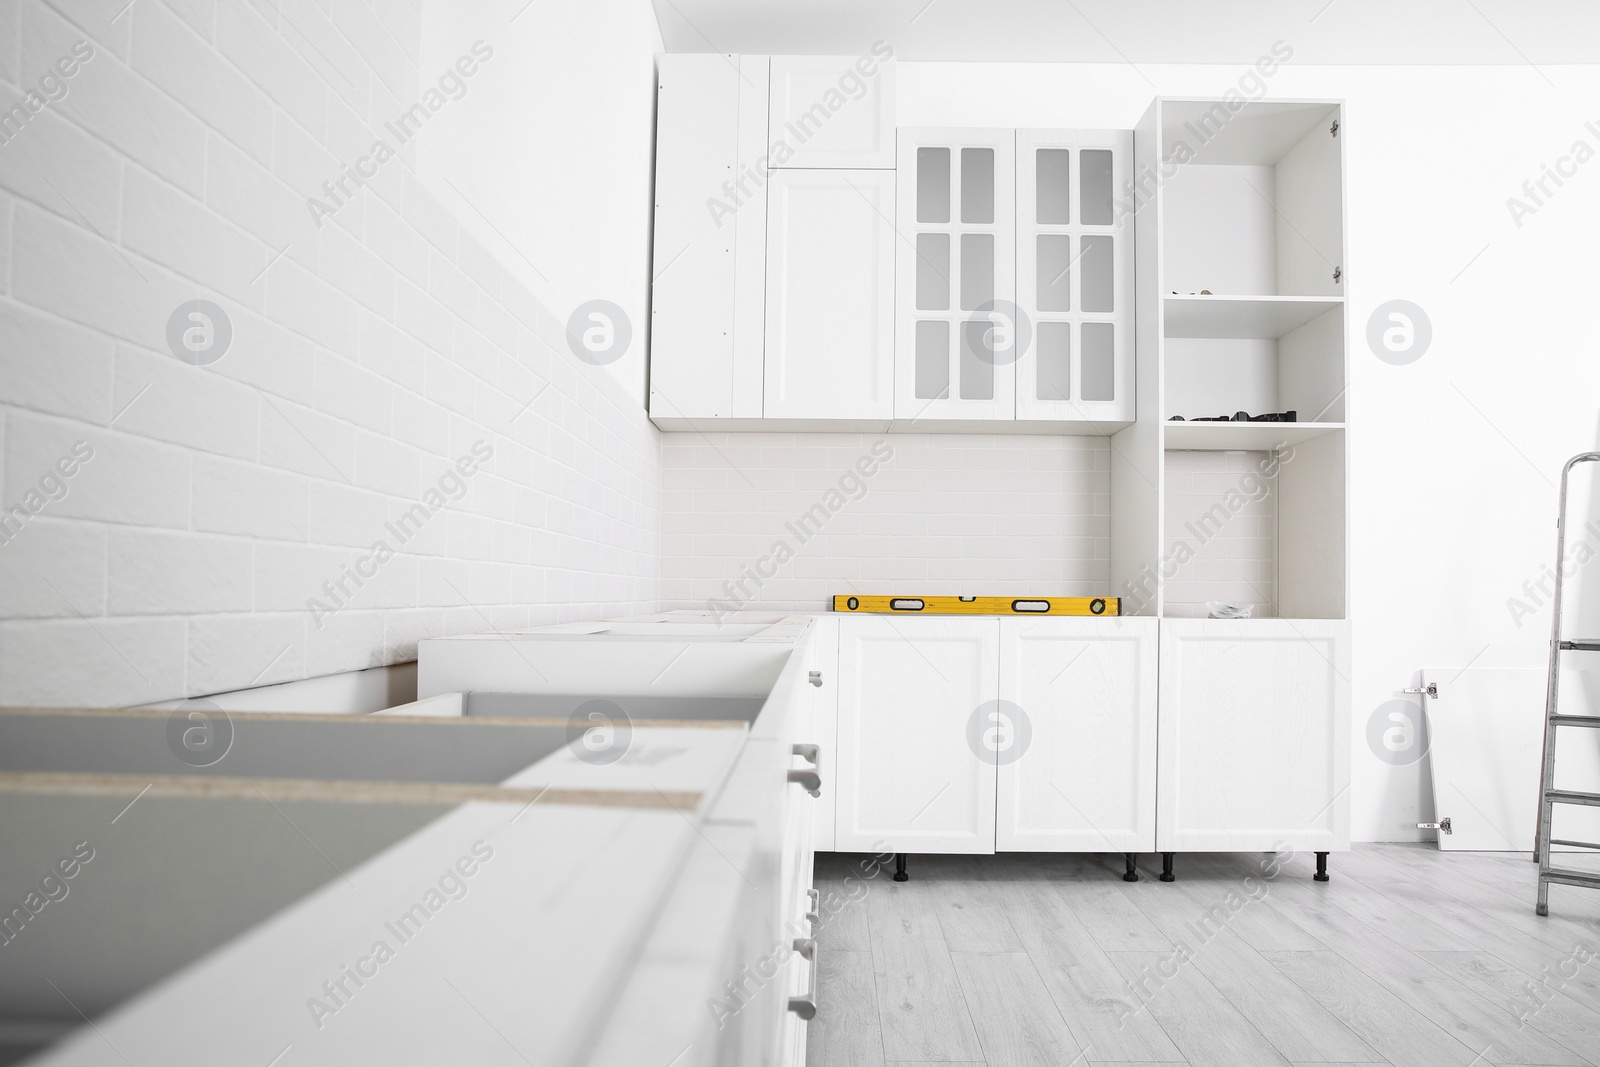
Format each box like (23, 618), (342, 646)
(1267, 879), (1591, 1066)
(1107, 950), (1294, 1067)
(1000, 875), (1187, 1063)
(809, 948), (887, 1067)
(1130, 885), (1382, 1063)
(1262, 949), (1484, 1067)
(952, 951), (1086, 1066)
(810, 846), (1600, 1067)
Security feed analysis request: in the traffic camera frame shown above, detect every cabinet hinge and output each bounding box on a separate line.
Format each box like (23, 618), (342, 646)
(1332, 266), (1342, 284)
(1404, 682), (1438, 699)
(1417, 817), (1452, 834)
(1330, 119), (1340, 137)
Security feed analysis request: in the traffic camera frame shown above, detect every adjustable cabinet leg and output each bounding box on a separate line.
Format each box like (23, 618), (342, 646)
(1123, 853), (1140, 882)
(1160, 852), (1176, 882)
(1314, 852), (1330, 882)
(893, 853), (908, 882)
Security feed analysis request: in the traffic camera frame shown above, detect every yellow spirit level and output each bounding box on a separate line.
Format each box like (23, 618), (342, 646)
(831, 595), (1120, 616)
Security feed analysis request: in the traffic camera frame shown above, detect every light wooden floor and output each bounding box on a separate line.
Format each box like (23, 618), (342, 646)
(806, 845), (1600, 1067)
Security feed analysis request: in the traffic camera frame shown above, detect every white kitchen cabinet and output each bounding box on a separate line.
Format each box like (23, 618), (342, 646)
(768, 53), (896, 169)
(763, 170), (896, 421)
(1157, 618), (1351, 854)
(997, 617), (1156, 852)
(806, 615), (839, 851)
(835, 616), (999, 854)
(649, 54), (769, 424)
(895, 128), (1017, 422)
(1015, 129), (1136, 423)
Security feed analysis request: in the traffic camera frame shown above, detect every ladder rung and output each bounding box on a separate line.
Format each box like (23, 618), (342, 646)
(1560, 640), (1600, 650)
(1539, 867), (1600, 890)
(1550, 715), (1600, 728)
(1546, 789), (1600, 807)
(1550, 838), (1600, 850)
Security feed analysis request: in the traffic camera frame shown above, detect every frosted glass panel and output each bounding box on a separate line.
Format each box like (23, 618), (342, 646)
(1036, 322), (1071, 402)
(917, 148), (950, 223)
(915, 321), (950, 400)
(1081, 235), (1114, 313)
(960, 234), (994, 311)
(1037, 235), (1072, 312)
(1037, 149), (1071, 224)
(1082, 322), (1115, 401)
(916, 233), (950, 310)
(1080, 149), (1114, 225)
(960, 321), (995, 400)
(961, 147), (994, 224)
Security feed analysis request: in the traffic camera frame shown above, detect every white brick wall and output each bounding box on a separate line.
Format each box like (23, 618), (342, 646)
(659, 433), (1111, 612)
(0, 0), (659, 706)
(1163, 449), (1277, 618)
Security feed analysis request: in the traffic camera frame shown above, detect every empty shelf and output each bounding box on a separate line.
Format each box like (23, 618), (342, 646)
(1164, 295), (1343, 339)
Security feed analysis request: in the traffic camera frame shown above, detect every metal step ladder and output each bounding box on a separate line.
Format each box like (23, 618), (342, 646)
(1535, 451), (1600, 916)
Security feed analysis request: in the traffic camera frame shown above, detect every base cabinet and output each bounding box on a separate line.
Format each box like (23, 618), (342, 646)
(1156, 618), (1351, 854)
(835, 617), (1000, 853)
(997, 617), (1157, 852)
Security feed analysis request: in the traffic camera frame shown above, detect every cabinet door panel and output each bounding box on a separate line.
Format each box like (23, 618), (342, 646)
(649, 55), (767, 422)
(764, 171), (895, 420)
(998, 618), (1156, 852)
(1157, 619), (1351, 852)
(835, 617), (999, 853)
(768, 55), (896, 169)
(1015, 129), (1136, 423)
(895, 128), (1016, 421)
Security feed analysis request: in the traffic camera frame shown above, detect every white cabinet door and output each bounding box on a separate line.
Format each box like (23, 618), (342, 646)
(1015, 129), (1136, 423)
(649, 54), (768, 423)
(895, 128), (1016, 422)
(835, 616), (999, 854)
(768, 54), (896, 169)
(1157, 619), (1351, 853)
(764, 170), (896, 420)
(998, 617), (1157, 852)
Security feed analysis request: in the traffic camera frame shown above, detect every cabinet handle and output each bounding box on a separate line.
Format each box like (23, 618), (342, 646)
(790, 744), (821, 797)
(788, 938), (818, 1020)
(787, 768), (821, 797)
(808, 670), (823, 687)
(805, 887), (821, 926)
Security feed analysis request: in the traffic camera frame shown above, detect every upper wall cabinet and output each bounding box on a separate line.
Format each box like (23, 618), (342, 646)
(768, 54), (896, 169)
(765, 170), (896, 420)
(895, 127), (1017, 422)
(649, 55), (770, 423)
(1015, 130), (1136, 424)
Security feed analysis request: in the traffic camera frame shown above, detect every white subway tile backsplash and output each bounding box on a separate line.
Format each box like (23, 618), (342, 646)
(132, 0), (273, 166)
(659, 432), (1112, 611)
(1163, 449), (1277, 618)
(0, 0), (658, 705)
(192, 455), (308, 540)
(108, 527), (254, 615)
(111, 345), (261, 460)
(4, 414), (190, 529)
(26, 3), (205, 194)
(0, 302), (115, 423)
(0, 616), (186, 706)
(187, 612), (305, 694)
(0, 517), (106, 618)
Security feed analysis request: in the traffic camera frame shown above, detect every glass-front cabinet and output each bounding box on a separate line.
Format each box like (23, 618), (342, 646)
(1015, 129), (1135, 423)
(895, 128), (1017, 421)
(895, 127), (1134, 426)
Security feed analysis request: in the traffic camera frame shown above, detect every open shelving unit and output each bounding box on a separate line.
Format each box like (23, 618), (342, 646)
(1151, 98), (1348, 622)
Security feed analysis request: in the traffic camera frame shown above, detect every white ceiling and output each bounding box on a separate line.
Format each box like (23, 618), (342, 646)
(649, 0), (1600, 64)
